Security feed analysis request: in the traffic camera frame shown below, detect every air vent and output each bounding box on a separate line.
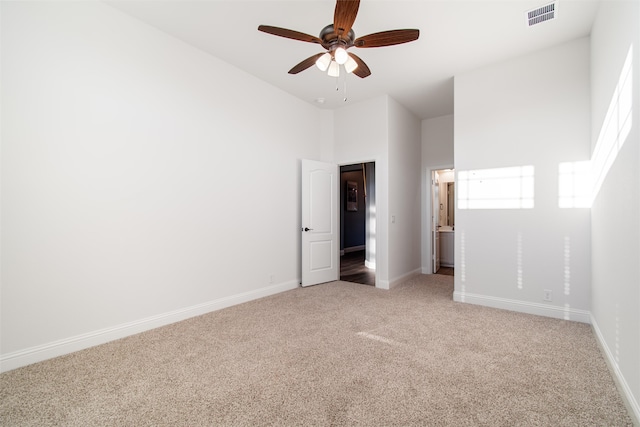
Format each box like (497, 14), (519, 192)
(526, 2), (556, 27)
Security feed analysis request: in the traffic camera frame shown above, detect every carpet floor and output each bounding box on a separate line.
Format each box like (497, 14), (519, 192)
(0, 275), (633, 426)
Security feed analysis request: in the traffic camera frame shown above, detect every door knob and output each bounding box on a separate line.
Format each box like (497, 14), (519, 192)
(303, 227), (313, 232)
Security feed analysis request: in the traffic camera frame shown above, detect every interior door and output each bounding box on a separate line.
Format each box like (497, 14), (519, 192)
(301, 159), (338, 287)
(432, 172), (441, 273)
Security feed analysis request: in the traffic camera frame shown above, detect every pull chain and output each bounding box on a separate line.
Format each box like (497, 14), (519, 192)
(333, 65), (348, 102)
(343, 73), (348, 102)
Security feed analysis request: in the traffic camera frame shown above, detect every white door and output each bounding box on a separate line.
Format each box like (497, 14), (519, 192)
(432, 173), (441, 273)
(301, 159), (339, 287)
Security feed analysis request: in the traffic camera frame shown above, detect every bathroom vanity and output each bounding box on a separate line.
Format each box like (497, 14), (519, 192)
(439, 226), (454, 267)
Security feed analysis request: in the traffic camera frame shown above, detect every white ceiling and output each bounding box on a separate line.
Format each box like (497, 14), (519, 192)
(105, 0), (599, 120)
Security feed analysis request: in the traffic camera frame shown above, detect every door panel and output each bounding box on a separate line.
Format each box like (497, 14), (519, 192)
(432, 172), (441, 273)
(302, 160), (338, 286)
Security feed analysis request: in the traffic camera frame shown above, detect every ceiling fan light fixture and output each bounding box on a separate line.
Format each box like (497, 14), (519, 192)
(259, 0), (419, 81)
(315, 52), (332, 71)
(344, 55), (358, 73)
(328, 60), (340, 77)
(334, 47), (349, 65)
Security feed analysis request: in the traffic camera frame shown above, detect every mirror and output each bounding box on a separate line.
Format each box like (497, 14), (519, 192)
(447, 182), (455, 226)
(435, 169), (455, 228)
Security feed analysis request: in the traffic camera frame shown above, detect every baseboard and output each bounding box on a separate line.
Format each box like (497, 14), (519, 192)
(453, 291), (591, 323)
(388, 268), (422, 289)
(376, 279), (390, 290)
(365, 260), (376, 270)
(591, 316), (640, 425)
(0, 280), (299, 373)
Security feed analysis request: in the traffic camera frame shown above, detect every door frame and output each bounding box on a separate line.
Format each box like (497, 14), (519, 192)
(338, 159), (377, 287)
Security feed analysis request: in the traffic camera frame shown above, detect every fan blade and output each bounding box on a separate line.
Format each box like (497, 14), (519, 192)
(348, 52), (371, 78)
(354, 29), (419, 48)
(288, 53), (326, 74)
(334, 0), (360, 37)
(258, 25), (323, 45)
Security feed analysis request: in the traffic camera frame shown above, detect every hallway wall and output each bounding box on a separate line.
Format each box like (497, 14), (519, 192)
(340, 167), (366, 251)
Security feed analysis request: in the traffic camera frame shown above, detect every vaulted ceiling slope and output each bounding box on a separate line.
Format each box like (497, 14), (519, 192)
(105, 0), (599, 120)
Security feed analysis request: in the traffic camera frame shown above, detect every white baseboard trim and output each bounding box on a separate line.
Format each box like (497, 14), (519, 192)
(389, 268), (422, 289)
(376, 280), (390, 290)
(453, 291), (591, 324)
(591, 316), (640, 425)
(365, 260), (376, 270)
(0, 280), (299, 373)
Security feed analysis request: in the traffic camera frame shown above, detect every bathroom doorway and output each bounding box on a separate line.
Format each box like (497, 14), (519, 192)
(432, 169), (455, 275)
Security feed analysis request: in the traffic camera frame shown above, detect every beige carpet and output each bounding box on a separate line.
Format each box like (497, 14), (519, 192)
(1, 275), (634, 426)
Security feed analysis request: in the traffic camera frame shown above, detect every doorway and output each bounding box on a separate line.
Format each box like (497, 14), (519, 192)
(340, 162), (376, 286)
(432, 168), (455, 275)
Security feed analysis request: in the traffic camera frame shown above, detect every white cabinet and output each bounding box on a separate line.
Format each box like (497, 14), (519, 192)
(439, 231), (454, 267)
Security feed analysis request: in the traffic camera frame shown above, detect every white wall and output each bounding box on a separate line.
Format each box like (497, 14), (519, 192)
(422, 115), (454, 167)
(333, 96), (390, 287)
(333, 95), (422, 288)
(590, 0), (640, 420)
(388, 97), (422, 285)
(1, 1), (328, 370)
(453, 38), (592, 322)
(421, 115), (454, 273)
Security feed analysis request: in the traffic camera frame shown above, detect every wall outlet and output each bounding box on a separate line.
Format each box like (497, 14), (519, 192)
(543, 289), (552, 302)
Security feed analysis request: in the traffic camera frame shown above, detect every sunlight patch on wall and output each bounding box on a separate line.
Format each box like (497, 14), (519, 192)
(563, 236), (571, 296)
(558, 161), (592, 208)
(458, 166), (534, 209)
(460, 230), (466, 300)
(558, 45), (633, 208)
(367, 205), (376, 266)
(516, 232), (523, 289)
(591, 45), (633, 199)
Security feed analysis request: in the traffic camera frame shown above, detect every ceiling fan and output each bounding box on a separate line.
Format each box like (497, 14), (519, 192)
(258, 0), (419, 79)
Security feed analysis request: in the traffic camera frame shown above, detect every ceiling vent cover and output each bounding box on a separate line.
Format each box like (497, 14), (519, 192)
(526, 2), (556, 27)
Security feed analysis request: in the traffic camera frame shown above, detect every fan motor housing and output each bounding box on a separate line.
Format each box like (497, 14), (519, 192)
(320, 24), (355, 49)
